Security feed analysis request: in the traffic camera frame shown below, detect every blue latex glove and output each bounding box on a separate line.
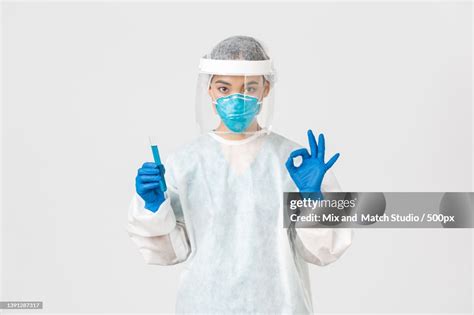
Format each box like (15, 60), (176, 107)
(286, 130), (340, 194)
(135, 162), (166, 212)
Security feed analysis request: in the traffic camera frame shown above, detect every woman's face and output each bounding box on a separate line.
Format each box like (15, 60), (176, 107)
(208, 75), (270, 100)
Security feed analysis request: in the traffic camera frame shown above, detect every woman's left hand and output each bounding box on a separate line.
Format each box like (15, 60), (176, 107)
(286, 129), (340, 193)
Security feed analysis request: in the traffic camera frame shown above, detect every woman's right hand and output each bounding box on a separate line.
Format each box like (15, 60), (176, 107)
(135, 162), (166, 212)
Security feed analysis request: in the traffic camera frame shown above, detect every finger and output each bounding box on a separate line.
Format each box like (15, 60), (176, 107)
(142, 162), (158, 169)
(285, 156), (296, 172)
(141, 182), (160, 191)
(317, 133), (325, 161)
(288, 148), (311, 160)
(286, 148), (310, 171)
(307, 129), (318, 158)
(139, 175), (162, 183)
(138, 168), (160, 175)
(325, 153), (340, 169)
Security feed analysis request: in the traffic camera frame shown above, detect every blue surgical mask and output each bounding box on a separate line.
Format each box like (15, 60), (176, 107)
(214, 93), (261, 133)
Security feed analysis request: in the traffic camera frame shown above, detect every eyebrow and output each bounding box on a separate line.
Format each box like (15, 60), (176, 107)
(214, 80), (231, 86)
(245, 81), (260, 86)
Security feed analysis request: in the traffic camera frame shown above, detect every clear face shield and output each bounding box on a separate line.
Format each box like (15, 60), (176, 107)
(195, 59), (275, 136)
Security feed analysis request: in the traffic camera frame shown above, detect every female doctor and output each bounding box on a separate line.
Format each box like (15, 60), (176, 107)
(127, 36), (353, 314)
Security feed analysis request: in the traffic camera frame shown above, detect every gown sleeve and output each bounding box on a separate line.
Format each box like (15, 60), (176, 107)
(291, 170), (354, 266)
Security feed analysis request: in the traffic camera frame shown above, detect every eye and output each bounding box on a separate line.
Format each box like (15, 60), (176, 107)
(245, 87), (257, 93)
(218, 86), (229, 93)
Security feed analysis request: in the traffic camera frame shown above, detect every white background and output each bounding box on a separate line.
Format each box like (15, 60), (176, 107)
(1, 1), (472, 313)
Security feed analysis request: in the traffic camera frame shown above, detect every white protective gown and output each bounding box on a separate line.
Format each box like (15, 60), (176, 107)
(127, 131), (353, 314)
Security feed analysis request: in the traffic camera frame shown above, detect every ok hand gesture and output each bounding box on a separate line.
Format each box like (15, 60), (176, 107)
(285, 130), (340, 193)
